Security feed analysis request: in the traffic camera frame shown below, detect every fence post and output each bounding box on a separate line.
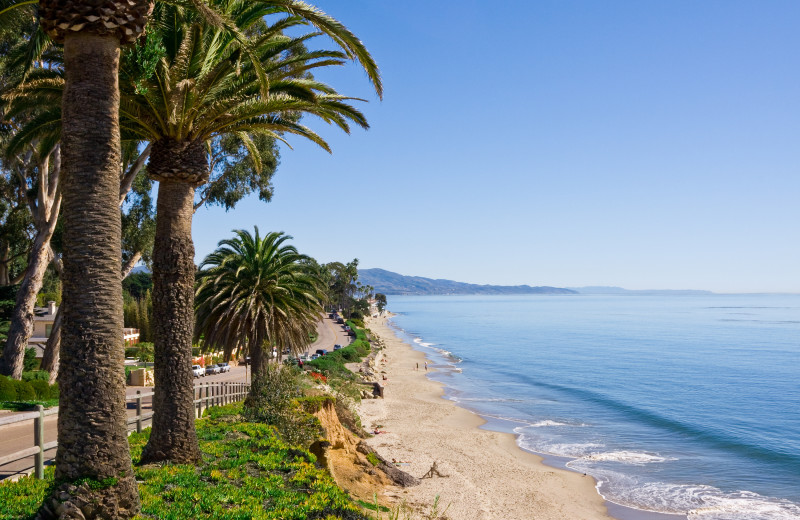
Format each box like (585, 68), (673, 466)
(197, 384), (202, 418)
(34, 405), (44, 479)
(136, 390), (143, 433)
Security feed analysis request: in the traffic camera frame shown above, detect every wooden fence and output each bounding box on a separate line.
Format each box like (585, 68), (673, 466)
(0, 381), (250, 481)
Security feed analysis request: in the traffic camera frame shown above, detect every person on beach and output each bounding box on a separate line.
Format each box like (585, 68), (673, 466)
(416, 362), (419, 371)
(424, 361), (428, 371)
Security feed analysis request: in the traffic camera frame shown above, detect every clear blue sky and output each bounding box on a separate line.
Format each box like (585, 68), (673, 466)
(190, 1), (800, 293)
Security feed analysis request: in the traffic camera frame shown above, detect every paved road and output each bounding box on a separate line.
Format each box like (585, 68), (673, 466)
(0, 316), (350, 480)
(307, 313), (353, 356)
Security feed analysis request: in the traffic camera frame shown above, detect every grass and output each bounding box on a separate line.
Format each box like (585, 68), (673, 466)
(0, 403), (370, 520)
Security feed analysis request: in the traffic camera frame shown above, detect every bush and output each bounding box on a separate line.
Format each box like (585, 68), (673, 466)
(23, 348), (38, 371)
(136, 342), (154, 362)
(0, 375), (17, 401)
(13, 380), (36, 401)
(21, 371), (49, 382)
(348, 318), (365, 329)
(124, 347), (139, 358)
(243, 364), (322, 447)
(29, 380), (51, 400)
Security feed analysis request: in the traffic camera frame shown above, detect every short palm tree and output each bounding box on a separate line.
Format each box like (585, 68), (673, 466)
(195, 228), (324, 403)
(120, 2), (377, 464)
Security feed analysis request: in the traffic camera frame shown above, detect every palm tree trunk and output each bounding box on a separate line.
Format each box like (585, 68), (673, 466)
(140, 179), (201, 464)
(39, 32), (140, 520)
(0, 235), (52, 379)
(245, 342), (269, 408)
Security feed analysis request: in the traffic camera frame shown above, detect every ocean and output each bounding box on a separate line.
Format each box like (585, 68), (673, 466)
(385, 294), (800, 520)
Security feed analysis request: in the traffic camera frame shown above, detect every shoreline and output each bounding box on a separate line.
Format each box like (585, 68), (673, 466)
(360, 314), (687, 520)
(359, 314), (611, 520)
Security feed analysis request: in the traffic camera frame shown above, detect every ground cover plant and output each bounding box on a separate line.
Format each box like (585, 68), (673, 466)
(0, 403), (369, 520)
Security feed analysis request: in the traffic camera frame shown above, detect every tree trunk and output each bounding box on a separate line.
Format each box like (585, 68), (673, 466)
(139, 179), (201, 464)
(40, 304), (62, 385)
(0, 236), (52, 378)
(39, 32), (140, 520)
(244, 342), (268, 409)
(0, 244), (10, 286)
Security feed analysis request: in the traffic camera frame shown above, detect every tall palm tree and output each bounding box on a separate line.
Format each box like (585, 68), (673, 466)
(33, 0), (152, 517)
(120, 2), (378, 464)
(195, 228), (323, 402)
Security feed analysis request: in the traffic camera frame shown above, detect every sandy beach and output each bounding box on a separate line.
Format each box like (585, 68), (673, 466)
(358, 314), (613, 520)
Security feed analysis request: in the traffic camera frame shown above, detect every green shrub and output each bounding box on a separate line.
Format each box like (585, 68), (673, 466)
(243, 364), (323, 447)
(13, 380), (36, 401)
(136, 342), (154, 362)
(47, 382), (58, 400)
(23, 348), (38, 371)
(0, 375), (16, 401)
(349, 318), (365, 329)
(21, 370), (49, 382)
(124, 347), (138, 358)
(29, 380), (51, 400)
(366, 452), (380, 466)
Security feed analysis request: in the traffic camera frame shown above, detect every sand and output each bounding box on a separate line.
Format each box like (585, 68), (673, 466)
(357, 315), (613, 520)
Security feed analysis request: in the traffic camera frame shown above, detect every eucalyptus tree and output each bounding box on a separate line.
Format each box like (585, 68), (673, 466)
(195, 229), (324, 403)
(119, 2), (379, 465)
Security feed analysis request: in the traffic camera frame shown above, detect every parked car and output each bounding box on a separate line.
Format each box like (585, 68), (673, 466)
(333, 344), (343, 351)
(192, 365), (205, 378)
(299, 353), (311, 362)
(205, 364), (220, 375)
(310, 353), (320, 360)
(315, 348), (328, 357)
(217, 362), (231, 373)
(336, 318), (344, 324)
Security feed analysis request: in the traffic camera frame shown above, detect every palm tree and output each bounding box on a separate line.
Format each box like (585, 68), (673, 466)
(32, 0), (152, 516)
(120, 2), (378, 464)
(194, 228), (323, 403)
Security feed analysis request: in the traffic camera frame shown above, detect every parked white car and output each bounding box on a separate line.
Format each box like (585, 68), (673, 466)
(192, 365), (205, 378)
(217, 362), (231, 373)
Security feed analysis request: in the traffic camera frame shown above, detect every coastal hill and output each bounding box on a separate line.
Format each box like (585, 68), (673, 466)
(358, 268), (577, 295)
(570, 286), (713, 295)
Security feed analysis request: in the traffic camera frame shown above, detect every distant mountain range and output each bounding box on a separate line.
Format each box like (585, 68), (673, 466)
(568, 286), (713, 296)
(358, 268), (578, 295)
(358, 269), (714, 296)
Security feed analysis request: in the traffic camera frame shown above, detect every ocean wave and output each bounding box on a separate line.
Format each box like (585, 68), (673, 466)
(454, 397), (527, 403)
(528, 420), (587, 428)
(596, 478), (800, 520)
(518, 440), (604, 458)
(687, 490), (800, 520)
(570, 450), (676, 466)
(433, 348), (462, 362)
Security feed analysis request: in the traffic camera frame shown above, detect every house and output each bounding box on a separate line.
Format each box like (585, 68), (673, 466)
(28, 301), (140, 358)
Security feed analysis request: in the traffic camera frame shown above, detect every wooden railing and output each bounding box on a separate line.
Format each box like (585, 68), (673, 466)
(0, 381), (250, 481)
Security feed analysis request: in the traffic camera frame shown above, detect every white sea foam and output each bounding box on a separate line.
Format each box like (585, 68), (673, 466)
(528, 420), (584, 428)
(518, 440), (604, 458)
(573, 451), (676, 465)
(584, 472), (800, 520)
(686, 490), (800, 520)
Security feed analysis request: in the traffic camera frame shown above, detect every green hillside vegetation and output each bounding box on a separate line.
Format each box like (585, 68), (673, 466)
(0, 404), (368, 520)
(358, 268), (578, 295)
